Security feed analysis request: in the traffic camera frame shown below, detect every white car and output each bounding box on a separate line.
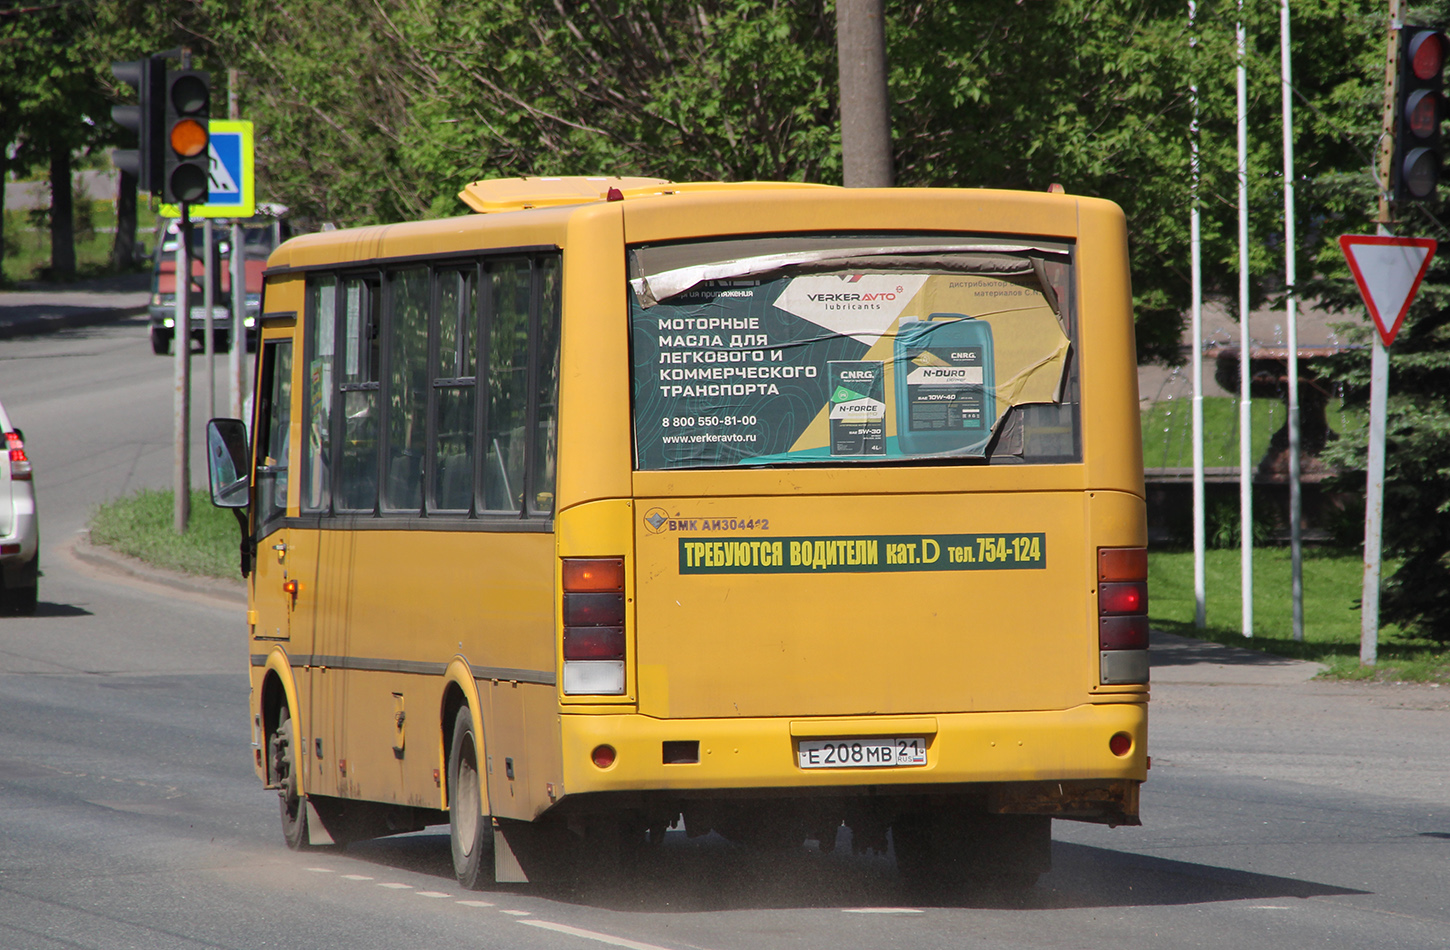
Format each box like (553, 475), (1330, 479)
(0, 398), (38, 614)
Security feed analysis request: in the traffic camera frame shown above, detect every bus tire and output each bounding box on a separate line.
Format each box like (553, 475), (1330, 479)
(270, 705), (311, 850)
(448, 706), (493, 889)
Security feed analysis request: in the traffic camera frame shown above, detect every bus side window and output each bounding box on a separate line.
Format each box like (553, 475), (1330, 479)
(303, 275), (335, 513)
(336, 276), (380, 512)
(385, 268), (429, 512)
(430, 268), (477, 512)
(484, 259), (530, 513)
(529, 255), (560, 515)
(255, 339), (293, 530)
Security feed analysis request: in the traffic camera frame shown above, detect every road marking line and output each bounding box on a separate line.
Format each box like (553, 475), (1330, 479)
(841, 908), (923, 914)
(305, 867), (333, 873)
(457, 900), (496, 908)
(518, 919), (686, 950)
(416, 891), (452, 898)
(1250, 906), (1290, 910)
(342, 874), (374, 881)
(378, 882), (412, 889)
(501, 909), (533, 916)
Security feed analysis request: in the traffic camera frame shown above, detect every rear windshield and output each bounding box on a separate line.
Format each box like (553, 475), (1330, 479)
(629, 233), (1080, 471)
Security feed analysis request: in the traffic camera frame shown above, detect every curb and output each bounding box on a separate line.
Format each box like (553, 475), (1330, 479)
(0, 304), (148, 340)
(67, 533), (247, 607)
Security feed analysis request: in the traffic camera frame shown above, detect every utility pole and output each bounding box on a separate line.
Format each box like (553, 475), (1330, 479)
(836, 0), (893, 187)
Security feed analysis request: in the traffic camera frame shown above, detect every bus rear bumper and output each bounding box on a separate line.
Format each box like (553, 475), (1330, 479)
(558, 702), (1146, 822)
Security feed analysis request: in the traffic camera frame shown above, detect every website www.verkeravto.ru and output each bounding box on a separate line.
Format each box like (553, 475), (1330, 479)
(661, 433), (758, 444)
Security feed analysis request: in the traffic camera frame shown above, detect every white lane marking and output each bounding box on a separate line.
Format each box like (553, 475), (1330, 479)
(1250, 906), (1290, 910)
(519, 919), (688, 950)
(500, 909), (533, 916)
(305, 867), (334, 873)
(342, 874), (374, 881)
(457, 900), (496, 907)
(416, 891), (452, 898)
(841, 908), (924, 914)
(378, 882), (413, 889)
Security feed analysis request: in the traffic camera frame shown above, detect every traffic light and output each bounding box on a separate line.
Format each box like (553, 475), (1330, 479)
(163, 68), (211, 205)
(110, 58), (164, 194)
(1395, 26), (1448, 202)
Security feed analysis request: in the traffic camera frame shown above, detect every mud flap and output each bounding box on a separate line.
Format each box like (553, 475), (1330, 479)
(306, 800), (336, 846)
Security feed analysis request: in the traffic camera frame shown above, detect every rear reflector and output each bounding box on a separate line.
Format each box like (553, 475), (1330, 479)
(592, 744), (617, 768)
(1109, 732), (1133, 757)
(1099, 547), (1147, 582)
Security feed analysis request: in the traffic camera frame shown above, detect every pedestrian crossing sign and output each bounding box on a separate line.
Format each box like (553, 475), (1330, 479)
(159, 120), (255, 219)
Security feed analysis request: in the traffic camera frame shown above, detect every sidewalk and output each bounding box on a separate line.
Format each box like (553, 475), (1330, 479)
(0, 272), (150, 339)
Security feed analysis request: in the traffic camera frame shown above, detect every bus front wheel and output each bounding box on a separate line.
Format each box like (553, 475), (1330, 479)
(270, 706), (311, 850)
(448, 706), (494, 889)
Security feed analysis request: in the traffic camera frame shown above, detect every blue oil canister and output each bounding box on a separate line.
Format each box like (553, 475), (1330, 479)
(893, 313), (996, 455)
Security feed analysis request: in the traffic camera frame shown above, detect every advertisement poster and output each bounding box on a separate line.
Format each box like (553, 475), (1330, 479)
(631, 266), (1070, 471)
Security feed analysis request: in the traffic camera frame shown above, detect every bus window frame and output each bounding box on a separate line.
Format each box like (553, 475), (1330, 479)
(296, 250), (561, 529)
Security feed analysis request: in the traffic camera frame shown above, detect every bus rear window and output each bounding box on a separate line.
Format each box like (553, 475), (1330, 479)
(629, 234), (1080, 470)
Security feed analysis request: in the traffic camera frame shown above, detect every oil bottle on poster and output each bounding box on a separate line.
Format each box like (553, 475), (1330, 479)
(893, 313), (996, 455)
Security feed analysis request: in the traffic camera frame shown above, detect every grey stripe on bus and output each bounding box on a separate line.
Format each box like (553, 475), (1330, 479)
(251, 653), (555, 685)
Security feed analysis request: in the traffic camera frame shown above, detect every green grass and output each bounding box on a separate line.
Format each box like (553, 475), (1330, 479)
(1141, 396), (1366, 470)
(2, 200), (159, 284)
(1150, 547), (1450, 683)
(89, 489), (243, 580)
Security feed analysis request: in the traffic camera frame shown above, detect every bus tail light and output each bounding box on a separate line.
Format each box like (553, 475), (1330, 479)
(562, 557), (627, 696)
(5, 432), (32, 480)
(1098, 547), (1149, 685)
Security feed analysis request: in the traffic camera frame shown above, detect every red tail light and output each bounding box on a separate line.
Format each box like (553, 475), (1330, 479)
(5, 432), (31, 480)
(1098, 547), (1147, 651)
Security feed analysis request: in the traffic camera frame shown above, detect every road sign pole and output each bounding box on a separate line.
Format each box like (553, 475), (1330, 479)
(1361, 332), (1389, 664)
(230, 219), (245, 421)
(203, 218), (215, 420)
(174, 203), (192, 533)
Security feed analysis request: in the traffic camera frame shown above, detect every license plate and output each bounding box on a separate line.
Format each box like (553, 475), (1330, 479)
(797, 737), (927, 769)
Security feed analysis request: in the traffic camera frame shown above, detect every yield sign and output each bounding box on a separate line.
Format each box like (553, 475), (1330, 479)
(1339, 234), (1437, 346)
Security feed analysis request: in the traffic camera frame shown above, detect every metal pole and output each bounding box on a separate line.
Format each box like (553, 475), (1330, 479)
(836, 0), (894, 187)
(228, 67), (245, 422)
(1237, 6), (1254, 638)
(230, 220), (245, 420)
(1361, 331), (1389, 664)
(203, 217), (215, 420)
(173, 206), (192, 533)
(1282, 0), (1304, 641)
(1190, 0), (1206, 629)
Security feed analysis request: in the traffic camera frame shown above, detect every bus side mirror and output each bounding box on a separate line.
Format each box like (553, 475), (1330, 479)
(207, 418), (251, 509)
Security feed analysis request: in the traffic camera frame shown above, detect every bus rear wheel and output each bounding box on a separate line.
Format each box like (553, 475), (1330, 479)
(449, 706), (494, 889)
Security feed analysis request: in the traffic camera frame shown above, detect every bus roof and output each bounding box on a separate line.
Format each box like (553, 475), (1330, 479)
(457, 176), (836, 213)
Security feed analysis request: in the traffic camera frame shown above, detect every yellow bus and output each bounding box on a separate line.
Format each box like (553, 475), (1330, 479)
(207, 176), (1149, 892)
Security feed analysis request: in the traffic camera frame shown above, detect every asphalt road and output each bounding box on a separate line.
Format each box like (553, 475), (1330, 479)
(1, 316), (1448, 950)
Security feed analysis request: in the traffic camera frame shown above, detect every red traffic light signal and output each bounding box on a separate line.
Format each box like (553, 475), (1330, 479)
(1395, 27), (1447, 202)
